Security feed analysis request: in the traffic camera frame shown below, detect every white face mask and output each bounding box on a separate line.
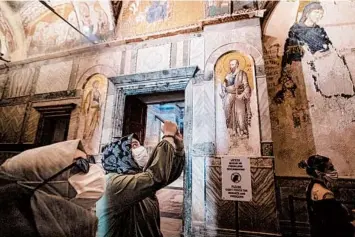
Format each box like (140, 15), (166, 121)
(68, 164), (106, 209)
(315, 170), (338, 188)
(132, 146), (149, 168)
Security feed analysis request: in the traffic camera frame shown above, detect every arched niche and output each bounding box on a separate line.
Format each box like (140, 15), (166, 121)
(76, 64), (116, 90)
(203, 42), (266, 157)
(77, 73), (109, 155)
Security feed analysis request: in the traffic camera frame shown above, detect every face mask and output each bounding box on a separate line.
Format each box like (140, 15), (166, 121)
(324, 170), (338, 181)
(132, 146), (149, 168)
(315, 170), (338, 189)
(68, 164), (106, 209)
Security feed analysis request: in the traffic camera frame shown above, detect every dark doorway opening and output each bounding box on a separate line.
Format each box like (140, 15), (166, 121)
(122, 91), (185, 237)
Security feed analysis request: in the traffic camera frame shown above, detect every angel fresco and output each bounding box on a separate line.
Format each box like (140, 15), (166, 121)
(280, 2), (355, 98)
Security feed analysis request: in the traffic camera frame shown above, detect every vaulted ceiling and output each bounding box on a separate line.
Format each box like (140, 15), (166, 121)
(0, 0), (277, 64)
(0, 0), (122, 62)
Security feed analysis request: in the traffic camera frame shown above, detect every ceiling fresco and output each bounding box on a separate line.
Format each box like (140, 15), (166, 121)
(0, 0), (276, 62)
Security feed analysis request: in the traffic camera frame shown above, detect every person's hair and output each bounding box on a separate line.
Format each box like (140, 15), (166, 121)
(230, 59), (239, 65)
(132, 133), (140, 143)
(298, 154), (330, 177)
(299, 2), (324, 24)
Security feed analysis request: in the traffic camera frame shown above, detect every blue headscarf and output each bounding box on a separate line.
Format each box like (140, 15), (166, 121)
(101, 134), (141, 174)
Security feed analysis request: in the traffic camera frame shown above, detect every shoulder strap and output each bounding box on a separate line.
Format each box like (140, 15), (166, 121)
(32, 157), (92, 193)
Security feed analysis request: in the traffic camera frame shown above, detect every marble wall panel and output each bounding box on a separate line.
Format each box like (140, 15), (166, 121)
(204, 19), (262, 62)
(35, 61), (72, 94)
(190, 37), (205, 70)
(0, 105), (26, 143)
(136, 44), (171, 73)
(205, 157), (279, 233)
(176, 41), (184, 68)
(0, 74), (8, 99)
(4, 68), (36, 98)
(192, 156), (205, 222)
(75, 51), (121, 88)
(205, 163), (236, 229)
(22, 108), (40, 143)
(192, 80), (215, 155)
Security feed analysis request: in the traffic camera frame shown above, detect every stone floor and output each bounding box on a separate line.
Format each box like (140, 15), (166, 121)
(161, 217), (182, 237)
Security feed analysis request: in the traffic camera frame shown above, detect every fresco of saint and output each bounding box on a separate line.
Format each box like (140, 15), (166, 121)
(83, 80), (102, 141)
(220, 59), (252, 139)
(281, 2), (355, 98)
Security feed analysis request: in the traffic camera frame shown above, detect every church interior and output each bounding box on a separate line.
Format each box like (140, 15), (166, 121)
(0, 0), (355, 236)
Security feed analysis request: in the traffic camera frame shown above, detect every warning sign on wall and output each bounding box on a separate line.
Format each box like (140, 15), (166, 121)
(221, 157), (252, 202)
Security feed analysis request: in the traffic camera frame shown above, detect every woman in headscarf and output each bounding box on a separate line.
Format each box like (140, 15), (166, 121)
(298, 155), (355, 237)
(282, 2), (355, 97)
(96, 120), (185, 237)
(0, 140), (106, 237)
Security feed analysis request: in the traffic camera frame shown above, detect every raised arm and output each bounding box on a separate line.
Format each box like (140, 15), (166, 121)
(106, 122), (185, 211)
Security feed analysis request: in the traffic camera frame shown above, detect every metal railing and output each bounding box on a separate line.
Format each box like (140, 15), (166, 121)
(288, 195), (355, 237)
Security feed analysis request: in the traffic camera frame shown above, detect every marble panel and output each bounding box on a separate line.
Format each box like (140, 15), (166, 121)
(4, 68), (36, 98)
(191, 156), (205, 222)
(36, 61), (72, 94)
(136, 44), (171, 73)
(192, 80), (215, 147)
(0, 74), (8, 99)
(22, 108), (40, 144)
(190, 37), (205, 70)
(176, 41), (184, 68)
(0, 105), (26, 143)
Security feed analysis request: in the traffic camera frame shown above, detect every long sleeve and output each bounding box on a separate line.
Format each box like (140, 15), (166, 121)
(105, 140), (185, 212)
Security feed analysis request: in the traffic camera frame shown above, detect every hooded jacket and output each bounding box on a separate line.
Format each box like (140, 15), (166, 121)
(96, 134), (185, 237)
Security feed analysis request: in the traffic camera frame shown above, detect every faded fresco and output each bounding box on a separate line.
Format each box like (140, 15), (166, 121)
(232, 0), (257, 14)
(117, 1), (204, 39)
(205, 0), (230, 17)
(73, 1), (114, 41)
(264, 1), (355, 176)
(0, 10), (16, 60)
(23, 1), (114, 56)
(215, 52), (260, 156)
(80, 74), (108, 155)
(283, 2), (354, 98)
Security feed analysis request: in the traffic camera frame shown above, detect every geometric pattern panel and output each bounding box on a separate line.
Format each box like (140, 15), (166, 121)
(0, 74), (8, 99)
(205, 157), (279, 234)
(239, 166), (279, 233)
(0, 105), (26, 143)
(205, 165), (236, 229)
(4, 68), (36, 98)
(35, 61), (72, 94)
(22, 108), (40, 143)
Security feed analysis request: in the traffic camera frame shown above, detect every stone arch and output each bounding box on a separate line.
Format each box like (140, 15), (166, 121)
(76, 64), (116, 89)
(204, 42), (264, 80)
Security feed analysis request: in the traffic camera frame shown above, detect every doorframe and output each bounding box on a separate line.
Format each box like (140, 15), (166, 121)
(108, 66), (199, 236)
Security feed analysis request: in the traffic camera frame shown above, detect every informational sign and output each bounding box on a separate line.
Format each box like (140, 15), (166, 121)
(221, 157), (252, 202)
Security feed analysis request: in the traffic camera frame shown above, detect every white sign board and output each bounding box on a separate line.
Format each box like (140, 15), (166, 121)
(221, 157), (252, 201)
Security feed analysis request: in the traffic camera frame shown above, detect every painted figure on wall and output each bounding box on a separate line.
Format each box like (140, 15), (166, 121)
(146, 0), (169, 23)
(215, 51), (260, 156)
(0, 11), (17, 59)
(79, 2), (95, 37)
(81, 74), (108, 155)
(83, 80), (101, 141)
(220, 59), (252, 139)
(206, 0), (230, 17)
(281, 2), (355, 98)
